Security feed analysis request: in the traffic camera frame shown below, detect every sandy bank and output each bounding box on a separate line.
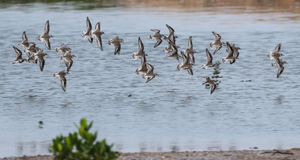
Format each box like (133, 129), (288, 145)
(1, 148), (300, 160)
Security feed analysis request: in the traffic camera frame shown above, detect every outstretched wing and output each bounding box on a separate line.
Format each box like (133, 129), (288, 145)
(13, 46), (22, 59)
(154, 38), (162, 48)
(86, 17), (92, 32)
(60, 76), (67, 92)
(146, 62), (154, 74)
(212, 31), (221, 41)
(188, 36), (193, 50)
(44, 20), (50, 35)
(206, 48), (213, 63)
(22, 31), (28, 41)
(274, 43), (281, 52)
(138, 37), (144, 52)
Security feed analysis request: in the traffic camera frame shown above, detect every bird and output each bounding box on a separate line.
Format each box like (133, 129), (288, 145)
(210, 31), (223, 54)
(108, 36), (123, 55)
(12, 46), (27, 64)
(202, 77), (217, 94)
(60, 51), (75, 72)
(132, 37), (147, 59)
(230, 43), (241, 59)
(268, 43), (285, 78)
(185, 36), (197, 64)
(53, 70), (69, 92)
(222, 42), (236, 64)
(143, 62), (158, 83)
(18, 31), (35, 48)
(177, 51), (194, 75)
(34, 50), (47, 71)
(150, 29), (164, 48)
(38, 20), (52, 50)
(166, 39), (181, 61)
(55, 44), (71, 54)
(202, 48), (215, 69)
(92, 22), (105, 51)
(136, 54), (148, 75)
(81, 17), (93, 43)
(268, 43), (284, 60)
(163, 24), (179, 52)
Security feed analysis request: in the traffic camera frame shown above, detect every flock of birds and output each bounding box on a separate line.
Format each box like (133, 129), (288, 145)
(12, 17), (286, 94)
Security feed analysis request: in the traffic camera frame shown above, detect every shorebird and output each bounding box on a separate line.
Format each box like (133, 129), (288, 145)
(210, 31), (222, 54)
(202, 77), (217, 94)
(34, 50), (47, 71)
(222, 42), (236, 64)
(166, 39), (181, 61)
(202, 49), (215, 69)
(150, 29), (164, 48)
(163, 24), (178, 52)
(81, 17), (93, 43)
(132, 37), (147, 59)
(143, 62), (158, 83)
(231, 44), (241, 59)
(185, 36), (197, 64)
(60, 51), (75, 72)
(177, 51), (193, 75)
(92, 22), (105, 51)
(53, 70), (69, 92)
(18, 31), (35, 48)
(24, 43), (39, 63)
(38, 20), (52, 50)
(268, 43), (285, 78)
(136, 54), (148, 75)
(55, 44), (71, 54)
(12, 46), (27, 64)
(108, 36), (123, 55)
(268, 43), (284, 60)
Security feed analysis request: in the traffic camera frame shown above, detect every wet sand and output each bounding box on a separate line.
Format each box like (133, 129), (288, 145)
(1, 149), (300, 160)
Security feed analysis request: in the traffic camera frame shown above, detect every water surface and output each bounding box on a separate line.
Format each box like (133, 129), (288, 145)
(1, 1), (300, 158)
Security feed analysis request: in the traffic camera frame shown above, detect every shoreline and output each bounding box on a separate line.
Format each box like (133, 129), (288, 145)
(1, 148), (300, 160)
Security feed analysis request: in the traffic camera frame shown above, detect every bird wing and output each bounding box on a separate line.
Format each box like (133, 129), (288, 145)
(44, 20), (50, 35)
(210, 83), (216, 94)
(95, 35), (103, 51)
(59, 76), (67, 92)
(146, 62), (154, 74)
(188, 36), (193, 50)
(274, 43), (282, 52)
(206, 48), (213, 63)
(44, 38), (51, 50)
(212, 31), (221, 41)
(13, 46), (22, 59)
(39, 58), (45, 72)
(22, 31), (28, 41)
(138, 37), (144, 52)
(86, 17), (92, 32)
(154, 38), (162, 48)
(95, 22), (100, 30)
(114, 43), (121, 55)
(151, 29), (160, 33)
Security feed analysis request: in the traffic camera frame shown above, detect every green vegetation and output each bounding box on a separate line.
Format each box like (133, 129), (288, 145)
(50, 118), (119, 160)
(212, 61), (222, 85)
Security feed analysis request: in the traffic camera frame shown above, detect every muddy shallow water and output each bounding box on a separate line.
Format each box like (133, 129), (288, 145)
(1, 0), (300, 158)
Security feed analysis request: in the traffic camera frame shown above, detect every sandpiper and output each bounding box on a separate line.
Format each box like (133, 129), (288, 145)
(18, 31), (35, 48)
(12, 46), (27, 64)
(108, 36), (123, 55)
(132, 37), (147, 59)
(202, 48), (215, 69)
(53, 70), (69, 92)
(185, 36), (197, 64)
(210, 31), (222, 54)
(24, 43), (39, 63)
(231, 44), (241, 59)
(166, 39), (181, 61)
(34, 50), (47, 71)
(55, 44), (71, 54)
(222, 42), (236, 64)
(150, 29), (164, 48)
(202, 77), (217, 94)
(38, 20), (52, 50)
(81, 17), (93, 43)
(163, 24), (178, 52)
(92, 22), (105, 51)
(60, 51), (75, 72)
(268, 43), (284, 60)
(177, 51), (194, 75)
(143, 62), (158, 83)
(136, 54), (148, 75)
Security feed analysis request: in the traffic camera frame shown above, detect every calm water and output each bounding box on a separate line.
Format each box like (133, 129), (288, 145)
(1, 2), (300, 158)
